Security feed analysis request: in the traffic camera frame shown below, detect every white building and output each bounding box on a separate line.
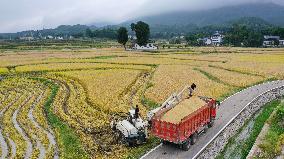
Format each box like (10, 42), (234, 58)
(128, 35), (137, 40)
(211, 32), (223, 46)
(133, 43), (158, 50)
(204, 38), (212, 45)
(263, 35), (280, 47)
(197, 38), (212, 46)
(19, 37), (34, 41)
(197, 32), (223, 46)
(55, 36), (64, 40)
(279, 40), (284, 47)
(45, 35), (54, 39)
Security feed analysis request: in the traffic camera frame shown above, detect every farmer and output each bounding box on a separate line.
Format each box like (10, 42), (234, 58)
(188, 83), (197, 97)
(134, 105), (140, 119)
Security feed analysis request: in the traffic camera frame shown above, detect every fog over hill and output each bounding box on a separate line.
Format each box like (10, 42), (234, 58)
(1, 0), (284, 33)
(127, 3), (284, 27)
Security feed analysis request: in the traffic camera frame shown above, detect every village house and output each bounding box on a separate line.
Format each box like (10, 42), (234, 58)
(55, 36), (64, 40)
(197, 38), (212, 46)
(280, 40), (284, 46)
(263, 35), (280, 47)
(197, 31), (224, 46)
(19, 36), (34, 41)
(211, 32), (224, 46)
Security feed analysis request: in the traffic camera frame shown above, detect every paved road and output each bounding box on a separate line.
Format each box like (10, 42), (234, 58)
(142, 80), (284, 159)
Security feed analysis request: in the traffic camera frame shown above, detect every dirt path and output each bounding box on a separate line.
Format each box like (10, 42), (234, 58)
(247, 102), (280, 159)
(27, 91), (46, 159)
(0, 129), (8, 159)
(6, 135), (16, 158)
(28, 91), (59, 159)
(0, 92), (21, 159)
(12, 94), (33, 159)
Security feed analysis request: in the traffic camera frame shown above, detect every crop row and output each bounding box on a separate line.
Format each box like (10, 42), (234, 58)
(0, 77), (58, 158)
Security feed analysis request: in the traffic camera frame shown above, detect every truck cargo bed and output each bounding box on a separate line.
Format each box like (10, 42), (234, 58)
(151, 98), (217, 144)
(160, 96), (206, 124)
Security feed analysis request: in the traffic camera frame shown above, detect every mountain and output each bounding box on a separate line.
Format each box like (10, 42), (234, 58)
(129, 3), (284, 27)
(0, 24), (97, 39)
(228, 17), (273, 29)
(1, 3), (283, 40)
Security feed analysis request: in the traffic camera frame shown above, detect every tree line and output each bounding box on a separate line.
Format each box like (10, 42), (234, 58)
(185, 24), (284, 47)
(85, 28), (117, 39)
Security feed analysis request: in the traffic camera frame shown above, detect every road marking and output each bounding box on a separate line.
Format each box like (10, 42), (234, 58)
(140, 143), (163, 159)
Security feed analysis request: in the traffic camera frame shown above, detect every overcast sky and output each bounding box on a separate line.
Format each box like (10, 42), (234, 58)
(0, 0), (283, 33)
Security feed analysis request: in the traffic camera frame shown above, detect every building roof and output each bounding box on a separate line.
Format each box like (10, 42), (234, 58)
(264, 35), (280, 40)
(213, 33), (221, 36)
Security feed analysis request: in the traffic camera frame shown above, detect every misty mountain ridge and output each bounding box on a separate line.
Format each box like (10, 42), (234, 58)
(128, 3), (284, 27)
(1, 2), (283, 39)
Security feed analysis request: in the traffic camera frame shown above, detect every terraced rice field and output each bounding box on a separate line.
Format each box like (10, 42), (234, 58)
(0, 47), (283, 158)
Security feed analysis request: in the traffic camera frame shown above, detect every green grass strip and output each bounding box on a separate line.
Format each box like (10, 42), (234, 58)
(208, 65), (265, 77)
(34, 78), (89, 159)
(258, 103), (284, 158)
(194, 67), (237, 88)
(241, 100), (280, 158)
(217, 100), (280, 159)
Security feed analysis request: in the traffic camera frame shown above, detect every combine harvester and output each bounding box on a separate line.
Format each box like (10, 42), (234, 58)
(111, 84), (219, 150)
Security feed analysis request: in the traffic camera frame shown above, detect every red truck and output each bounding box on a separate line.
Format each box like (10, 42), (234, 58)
(151, 96), (218, 151)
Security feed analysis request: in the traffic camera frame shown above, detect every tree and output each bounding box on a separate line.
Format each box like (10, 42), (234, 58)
(224, 24), (249, 46)
(117, 27), (129, 50)
(244, 31), (263, 47)
(185, 34), (198, 46)
(72, 32), (84, 38)
(131, 21), (150, 46)
(85, 28), (93, 38)
(223, 24), (264, 47)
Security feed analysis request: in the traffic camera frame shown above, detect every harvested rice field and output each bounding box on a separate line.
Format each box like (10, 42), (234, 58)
(0, 47), (283, 158)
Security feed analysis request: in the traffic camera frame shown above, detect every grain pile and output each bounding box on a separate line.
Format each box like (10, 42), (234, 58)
(161, 96), (206, 124)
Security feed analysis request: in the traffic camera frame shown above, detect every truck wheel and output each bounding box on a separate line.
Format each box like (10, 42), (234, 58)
(190, 133), (198, 145)
(127, 142), (132, 147)
(162, 140), (169, 145)
(127, 140), (136, 147)
(203, 124), (208, 133)
(181, 139), (191, 151)
(208, 119), (215, 128)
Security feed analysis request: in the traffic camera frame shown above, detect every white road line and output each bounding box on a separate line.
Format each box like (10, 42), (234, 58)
(140, 143), (163, 159)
